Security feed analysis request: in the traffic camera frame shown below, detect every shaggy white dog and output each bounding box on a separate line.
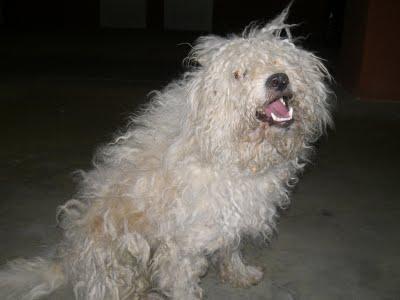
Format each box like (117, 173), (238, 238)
(0, 8), (332, 300)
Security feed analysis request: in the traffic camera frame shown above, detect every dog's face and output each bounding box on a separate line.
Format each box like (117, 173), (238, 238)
(187, 11), (332, 168)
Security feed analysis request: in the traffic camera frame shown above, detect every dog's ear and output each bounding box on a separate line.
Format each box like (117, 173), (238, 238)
(189, 35), (227, 66)
(263, 2), (292, 35)
(244, 2), (295, 41)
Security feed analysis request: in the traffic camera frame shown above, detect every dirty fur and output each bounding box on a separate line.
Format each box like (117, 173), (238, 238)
(0, 7), (332, 300)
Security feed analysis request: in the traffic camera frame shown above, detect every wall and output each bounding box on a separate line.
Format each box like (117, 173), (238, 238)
(100, 0), (146, 28)
(339, 0), (400, 101)
(359, 0), (400, 100)
(164, 0), (213, 31)
(0, 0), (4, 24)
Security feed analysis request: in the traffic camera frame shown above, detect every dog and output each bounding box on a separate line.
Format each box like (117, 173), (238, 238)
(0, 7), (332, 300)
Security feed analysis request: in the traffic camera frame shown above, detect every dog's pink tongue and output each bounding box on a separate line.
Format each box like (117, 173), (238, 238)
(265, 99), (290, 117)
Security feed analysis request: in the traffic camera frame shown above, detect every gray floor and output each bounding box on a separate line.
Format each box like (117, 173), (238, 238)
(0, 31), (399, 300)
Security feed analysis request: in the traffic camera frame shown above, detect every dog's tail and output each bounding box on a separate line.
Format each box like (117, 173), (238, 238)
(0, 257), (66, 300)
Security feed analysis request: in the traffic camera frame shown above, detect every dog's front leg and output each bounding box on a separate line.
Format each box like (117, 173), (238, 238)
(217, 247), (264, 288)
(151, 242), (207, 300)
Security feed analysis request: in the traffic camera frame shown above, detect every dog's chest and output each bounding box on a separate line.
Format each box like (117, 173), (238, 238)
(201, 172), (285, 233)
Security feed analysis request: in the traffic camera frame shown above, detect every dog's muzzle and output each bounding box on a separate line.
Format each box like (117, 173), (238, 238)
(256, 73), (294, 128)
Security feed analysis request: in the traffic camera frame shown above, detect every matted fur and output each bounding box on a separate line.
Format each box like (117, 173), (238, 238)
(0, 8), (332, 300)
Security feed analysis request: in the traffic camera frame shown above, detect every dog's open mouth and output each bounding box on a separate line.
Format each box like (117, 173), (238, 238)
(256, 93), (294, 127)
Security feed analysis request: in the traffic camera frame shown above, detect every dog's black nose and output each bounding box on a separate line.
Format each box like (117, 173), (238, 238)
(266, 73), (289, 91)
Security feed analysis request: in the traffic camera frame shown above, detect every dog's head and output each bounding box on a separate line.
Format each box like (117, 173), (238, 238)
(185, 7), (332, 169)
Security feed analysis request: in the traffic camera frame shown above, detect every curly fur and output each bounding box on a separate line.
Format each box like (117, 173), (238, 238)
(0, 7), (332, 300)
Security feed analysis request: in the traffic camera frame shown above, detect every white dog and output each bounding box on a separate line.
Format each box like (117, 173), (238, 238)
(0, 7), (332, 300)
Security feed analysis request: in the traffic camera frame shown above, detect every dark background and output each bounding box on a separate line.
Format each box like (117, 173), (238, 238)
(1, 0), (399, 101)
(1, 0), (344, 45)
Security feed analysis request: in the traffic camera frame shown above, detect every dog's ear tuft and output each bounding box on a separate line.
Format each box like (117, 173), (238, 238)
(264, 2), (292, 34)
(188, 35), (227, 66)
(244, 2), (295, 41)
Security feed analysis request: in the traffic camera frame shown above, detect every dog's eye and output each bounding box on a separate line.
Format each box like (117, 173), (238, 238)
(233, 70), (248, 80)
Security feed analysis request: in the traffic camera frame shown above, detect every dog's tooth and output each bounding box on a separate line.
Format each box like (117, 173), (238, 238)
(271, 112), (289, 122)
(271, 107), (296, 122)
(279, 98), (285, 105)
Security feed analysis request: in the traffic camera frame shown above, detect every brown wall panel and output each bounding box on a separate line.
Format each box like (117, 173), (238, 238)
(339, 0), (400, 101)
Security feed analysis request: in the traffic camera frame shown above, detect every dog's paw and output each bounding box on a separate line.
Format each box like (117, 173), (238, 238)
(220, 264), (264, 288)
(170, 286), (203, 300)
(143, 292), (166, 300)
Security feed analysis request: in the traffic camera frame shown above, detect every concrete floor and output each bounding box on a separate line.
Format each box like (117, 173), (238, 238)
(0, 31), (399, 300)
